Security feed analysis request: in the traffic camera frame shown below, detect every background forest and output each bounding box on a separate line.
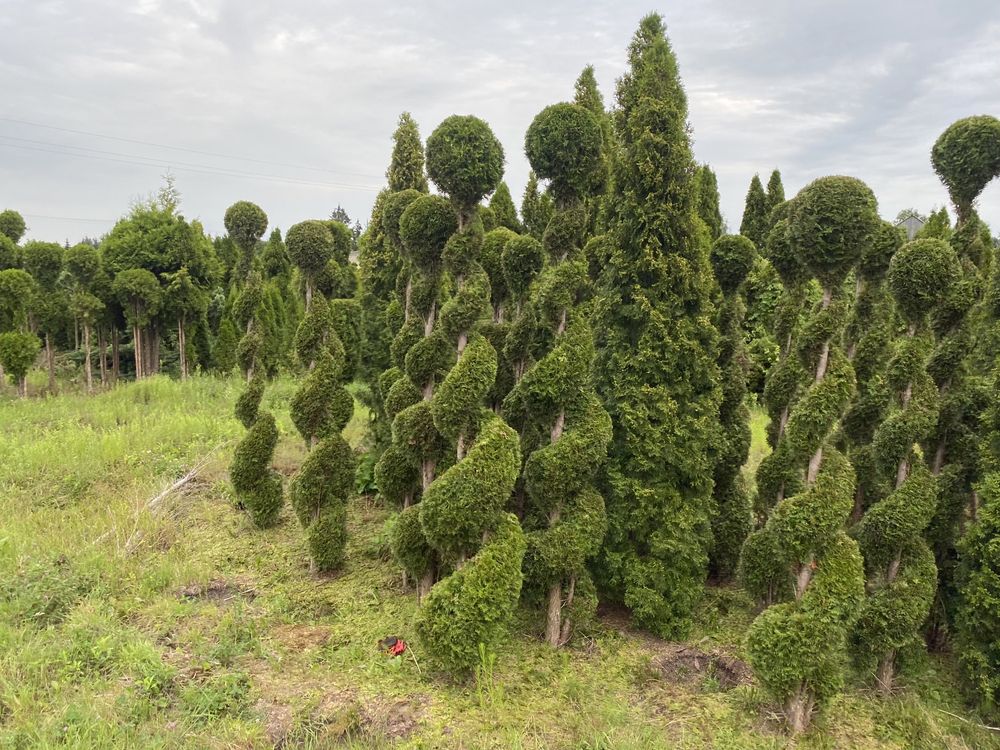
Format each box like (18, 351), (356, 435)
(2, 12), (1000, 749)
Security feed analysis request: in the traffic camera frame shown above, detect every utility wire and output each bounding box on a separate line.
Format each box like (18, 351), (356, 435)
(0, 116), (383, 181)
(0, 140), (382, 192)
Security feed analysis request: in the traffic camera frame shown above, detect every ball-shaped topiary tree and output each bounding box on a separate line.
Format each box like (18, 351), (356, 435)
(708, 234), (755, 580)
(743, 176), (876, 734)
(931, 115), (1000, 224)
(0, 330), (40, 397)
(854, 238), (960, 693)
(286, 220), (334, 309)
(524, 103), (604, 205)
(410, 116), (526, 672)
(225, 201), (269, 280)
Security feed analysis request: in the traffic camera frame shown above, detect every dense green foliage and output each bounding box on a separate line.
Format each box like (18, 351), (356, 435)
(740, 174), (769, 249)
(593, 14), (722, 638)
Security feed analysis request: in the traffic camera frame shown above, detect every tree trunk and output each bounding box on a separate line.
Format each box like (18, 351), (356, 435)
(545, 582), (562, 647)
(876, 651), (895, 695)
(133, 325), (142, 380)
(84, 322), (92, 392)
(98, 328), (108, 387)
(784, 684), (814, 735)
(45, 333), (55, 393)
(112, 328), (120, 383)
(19, 375), (27, 398)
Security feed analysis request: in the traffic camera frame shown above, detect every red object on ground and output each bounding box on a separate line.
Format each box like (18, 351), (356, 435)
(389, 639), (407, 656)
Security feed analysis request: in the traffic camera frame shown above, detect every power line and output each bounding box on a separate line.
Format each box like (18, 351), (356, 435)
(0, 140), (382, 192)
(21, 213), (115, 223)
(0, 116), (384, 181)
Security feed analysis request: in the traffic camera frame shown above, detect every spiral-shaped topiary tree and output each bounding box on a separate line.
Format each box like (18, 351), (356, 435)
(743, 176), (876, 734)
(501, 103), (612, 646)
(378, 192), (456, 596)
(285, 220), (355, 571)
(412, 114), (527, 672)
(225, 201), (282, 528)
(839, 221), (903, 526)
(708, 234), (755, 580)
(853, 238), (960, 693)
(480, 226), (519, 410)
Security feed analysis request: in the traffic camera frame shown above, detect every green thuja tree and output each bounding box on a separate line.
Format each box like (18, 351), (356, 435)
(572, 64), (613, 236)
(740, 174), (769, 249)
(708, 234), (755, 580)
(502, 102), (612, 647)
(840, 221), (903, 522)
(489, 182), (520, 232)
(522, 171), (554, 241)
(480, 225), (519, 409)
(414, 114), (526, 673)
(854, 238), (960, 693)
(0, 331), (39, 397)
(64, 242), (105, 392)
(225, 201), (282, 528)
(23, 240), (64, 392)
(593, 14), (722, 637)
(377, 192), (455, 596)
(925, 116), (1000, 646)
(387, 112), (429, 193)
(286, 219), (355, 571)
(742, 176), (876, 734)
(766, 169), (786, 212)
(696, 165), (724, 241)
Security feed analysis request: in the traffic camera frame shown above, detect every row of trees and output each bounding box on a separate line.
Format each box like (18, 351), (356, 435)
(5, 11), (999, 736)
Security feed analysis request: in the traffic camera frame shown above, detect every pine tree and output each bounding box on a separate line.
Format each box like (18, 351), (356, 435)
(742, 176), (876, 733)
(225, 201), (282, 528)
(387, 112), (429, 193)
(593, 14), (722, 637)
(695, 165), (724, 241)
(854, 238), (960, 693)
(740, 174), (769, 249)
(708, 234), (755, 579)
(411, 114), (526, 673)
(488, 182), (520, 231)
(765, 169), (785, 212)
(502, 102), (612, 646)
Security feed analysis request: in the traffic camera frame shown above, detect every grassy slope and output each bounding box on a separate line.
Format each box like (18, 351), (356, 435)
(0, 377), (995, 749)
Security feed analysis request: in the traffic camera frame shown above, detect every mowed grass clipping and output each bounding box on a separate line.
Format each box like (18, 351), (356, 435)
(0, 377), (996, 749)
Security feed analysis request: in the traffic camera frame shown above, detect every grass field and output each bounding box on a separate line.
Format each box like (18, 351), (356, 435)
(0, 376), (996, 749)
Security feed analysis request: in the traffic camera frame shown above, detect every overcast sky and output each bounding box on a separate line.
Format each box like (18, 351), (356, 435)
(2, 0), (999, 245)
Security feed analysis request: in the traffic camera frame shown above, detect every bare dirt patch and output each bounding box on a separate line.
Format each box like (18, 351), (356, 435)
(177, 576), (258, 605)
(650, 644), (751, 690)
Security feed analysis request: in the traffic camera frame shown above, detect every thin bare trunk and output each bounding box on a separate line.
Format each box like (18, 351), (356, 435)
(45, 333), (55, 392)
(84, 323), (92, 392)
(558, 576), (576, 646)
(133, 325), (142, 380)
(785, 684), (814, 735)
(112, 329), (120, 383)
(876, 652), (895, 695)
(794, 557), (813, 600)
(98, 328), (107, 386)
(545, 582), (562, 647)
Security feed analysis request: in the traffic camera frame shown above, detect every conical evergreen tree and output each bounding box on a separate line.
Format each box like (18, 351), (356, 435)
(740, 174), (769, 249)
(696, 165), (724, 241)
(521, 171), (554, 241)
(489, 182), (520, 232)
(593, 14), (722, 637)
(765, 169), (785, 212)
(743, 176), (876, 733)
(387, 112), (429, 193)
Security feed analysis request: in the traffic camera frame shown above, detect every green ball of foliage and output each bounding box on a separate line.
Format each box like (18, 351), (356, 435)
(400, 195), (457, 271)
(711, 234), (756, 294)
(426, 115), (504, 210)
(789, 176), (879, 288)
(381, 189), (424, 249)
(931, 115), (1000, 211)
(64, 243), (101, 284)
(0, 330), (40, 385)
(224, 201), (268, 251)
(860, 221), (904, 280)
(286, 220), (334, 279)
(525, 103), (603, 202)
(0, 210), (25, 244)
(502, 235), (545, 301)
(887, 238), (960, 324)
(0, 235), (19, 270)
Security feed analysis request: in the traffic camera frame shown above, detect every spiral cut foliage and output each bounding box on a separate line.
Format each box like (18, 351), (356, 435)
(743, 176), (876, 734)
(840, 221), (903, 523)
(853, 239), (959, 692)
(709, 234), (755, 580)
(225, 201), (282, 528)
(286, 221), (355, 571)
(378, 192), (456, 593)
(411, 115), (526, 672)
(501, 102), (611, 647)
